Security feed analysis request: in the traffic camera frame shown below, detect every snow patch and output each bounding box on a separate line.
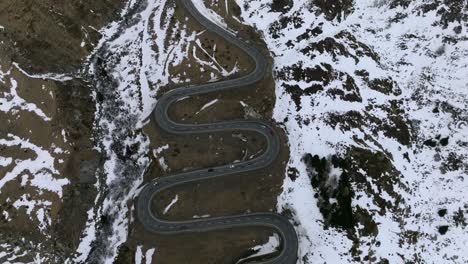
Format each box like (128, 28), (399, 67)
(135, 246), (156, 264)
(0, 78), (51, 121)
(236, 234), (280, 263)
(13, 62), (73, 82)
(163, 195), (179, 215)
(0, 134), (69, 197)
(196, 99), (218, 114)
(191, 0), (230, 31)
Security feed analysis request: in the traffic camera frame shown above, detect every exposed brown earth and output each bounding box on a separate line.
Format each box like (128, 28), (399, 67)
(149, 127), (289, 221)
(120, 226), (274, 264)
(0, 0), (123, 261)
(0, 0), (123, 73)
(146, 128), (267, 172)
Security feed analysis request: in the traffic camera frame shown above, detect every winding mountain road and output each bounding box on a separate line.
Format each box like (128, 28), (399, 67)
(137, 0), (298, 263)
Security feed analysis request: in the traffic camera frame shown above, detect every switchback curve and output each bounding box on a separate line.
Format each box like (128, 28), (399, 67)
(137, 1), (299, 263)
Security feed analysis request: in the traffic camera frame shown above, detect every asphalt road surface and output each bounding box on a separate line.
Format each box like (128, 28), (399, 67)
(137, 0), (299, 263)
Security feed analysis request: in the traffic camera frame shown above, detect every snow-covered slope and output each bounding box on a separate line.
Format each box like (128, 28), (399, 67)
(0, 62), (72, 262)
(235, 0), (467, 262)
(75, 0), (467, 262)
(5, 0), (463, 262)
(74, 0), (245, 262)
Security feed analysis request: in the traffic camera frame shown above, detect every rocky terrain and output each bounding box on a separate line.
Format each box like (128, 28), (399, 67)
(1, 0), (467, 263)
(0, 0), (124, 262)
(235, 0), (467, 262)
